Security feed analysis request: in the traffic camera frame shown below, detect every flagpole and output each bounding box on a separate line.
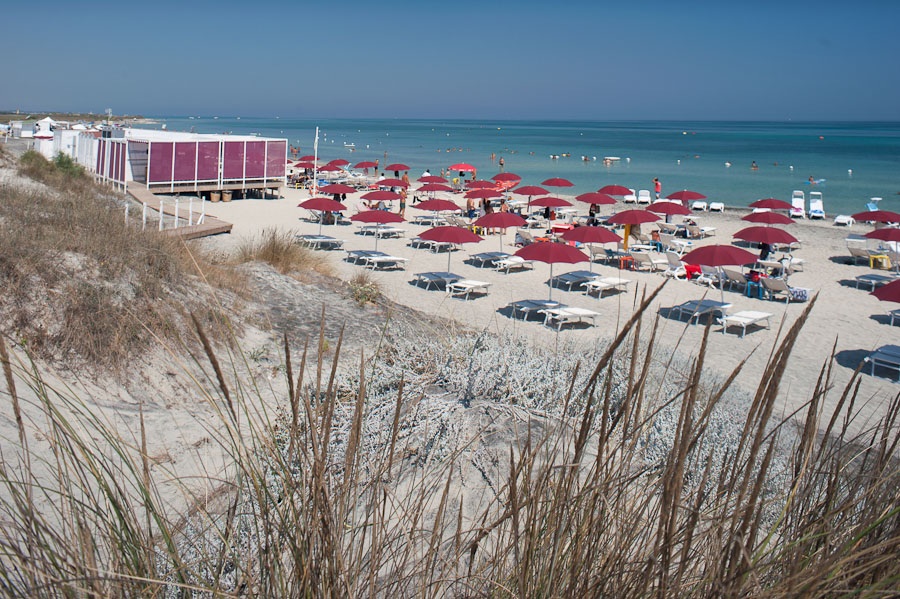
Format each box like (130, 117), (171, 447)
(311, 126), (319, 197)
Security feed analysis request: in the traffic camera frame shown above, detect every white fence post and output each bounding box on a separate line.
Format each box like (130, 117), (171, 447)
(159, 199), (164, 231)
(124, 203), (129, 225)
(188, 197), (194, 226)
(174, 198), (180, 228)
(199, 198), (206, 225)
(142, 202), (147, 230)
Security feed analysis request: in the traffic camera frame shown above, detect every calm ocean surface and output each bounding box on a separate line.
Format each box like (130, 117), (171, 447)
(143, 117), (900, 215)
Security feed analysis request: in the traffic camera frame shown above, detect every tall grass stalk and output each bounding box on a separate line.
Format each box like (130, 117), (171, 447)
(0, 288), (898, 596)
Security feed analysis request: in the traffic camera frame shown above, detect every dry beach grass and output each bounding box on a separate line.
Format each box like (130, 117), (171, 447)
(0, 148), (898, 595)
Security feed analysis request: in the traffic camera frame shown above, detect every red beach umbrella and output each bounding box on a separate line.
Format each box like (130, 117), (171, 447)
(667, 190), (706, 203)
(682, 244), (758, 268)
(294, 161), (316, 169)
(515, 242), (588, 300)
(529, 196), (572, 208)
(420, 226), (483, 270)
(681, 244), (758, 303)
(299, 155), (316, 161)
(299, 197), (347, 235)
(318, 164), (342, 172)
(415, 199), (460, 212)
(865, 228), (900, 242)
(319, 183), (356, 195)
(750, 198), (794, 211)
(872, 279), (900, 304)
(575, 192), (617, 206)
(465, 188), (503, 200)
(513, 185), (549, 197)
(851, 210), (900, 223)
(607, 209), (661, 250)
(299, 197), (346, 212)
(385, 163), (410, 172)
(354, 160), (378, 169)
(561, 227), (623, 272)
(542, 177), (574, 188)
(606, 209), (661, 226)
(492, 172), (522, 182)
(734, 226), (799, 246)
(742, 211), (795, 226)
(472, 212), (527, 252)
(466, 180), (497, 189)
(648, 201), (692, 216)
(328, 158), (350, 167)
(449, 163), (477, 173)
(419, 175), (448, 184)
(598, 184), (633, 196)
(417, 183), (453, 193)
(377, 177), (408, 188)
(362, 189), (402, 202)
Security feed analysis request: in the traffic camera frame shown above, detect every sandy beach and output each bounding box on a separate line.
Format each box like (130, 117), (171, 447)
(198, 184), (899, 433)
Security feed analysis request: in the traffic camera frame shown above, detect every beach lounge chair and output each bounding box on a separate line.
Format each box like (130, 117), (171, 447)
(685, 224), (716, 239)
(361, 253), (409, 270)
(623, 189), (637, 204)
(833, 214), (855, 226)
(847, 246), (873, 266)
(446, 279), (491, 299)
(637, 190), (652, 204)
(694, 265), (722, 288)
(709, 202), (725, 212)
(507, 299), (564, 320)
(516, 229), (537, 246)
(468, 251), (510, 267)
(662, 251), (688, 279)
(539, 306), (601, 330)
(808, 192), (825, 219)
(412, 271), (462, 290)
(631, 251), (668, 272)
(863, 344), (900, 381)
(855, 273), (898, 290)
(721, 268), (748, 293)
(588, 245), (609, 263)
(657, 222), (680, 235)
(296, 234), (344, 250)
(670, 299), (732, 325)
(583, 276), (632, 298)
(691, 200), (708, 211)
(493, 255), (535, 274)
(889, 308), (900, 326)
(718, 311), (773, 338)
(760, 277), (810, 303)
(552, 270), (600, 291)
(359, 224), (406, 238)
(658, 233), (693, 255)
(790, 190), (806, 218)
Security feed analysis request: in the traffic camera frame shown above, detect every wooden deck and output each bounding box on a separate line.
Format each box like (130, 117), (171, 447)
(126, 182), (233, 239)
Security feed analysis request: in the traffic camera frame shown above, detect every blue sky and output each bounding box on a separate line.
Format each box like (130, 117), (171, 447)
(3, 0), (899, 120)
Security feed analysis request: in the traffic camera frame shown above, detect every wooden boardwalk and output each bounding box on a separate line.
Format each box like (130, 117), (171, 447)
(126, 182), (232, 239)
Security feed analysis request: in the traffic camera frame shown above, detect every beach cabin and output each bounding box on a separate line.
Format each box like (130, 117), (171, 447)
(77, 128), (288, 197)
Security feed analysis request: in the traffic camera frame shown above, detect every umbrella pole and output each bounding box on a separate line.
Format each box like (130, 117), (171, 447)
(447, 249), (452, 272)
(548, 263), (554, 301)
(589, 243), (594, 273)
(318, 211), (324, 236)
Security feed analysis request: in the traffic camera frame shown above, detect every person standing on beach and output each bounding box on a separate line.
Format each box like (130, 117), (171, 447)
(398, 188), (407, 218)
(653, 177), (662, 199)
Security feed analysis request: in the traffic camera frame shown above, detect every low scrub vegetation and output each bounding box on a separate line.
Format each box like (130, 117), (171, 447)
(0, 285), (897, 596)
(0, 149), (228, 369)
(235, 227), (332, 277)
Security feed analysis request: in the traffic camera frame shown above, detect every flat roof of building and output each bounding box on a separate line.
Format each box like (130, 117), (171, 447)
(121, 128), (285, 143)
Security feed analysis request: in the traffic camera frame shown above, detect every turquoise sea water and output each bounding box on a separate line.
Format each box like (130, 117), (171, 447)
(142, 118), (900, 216)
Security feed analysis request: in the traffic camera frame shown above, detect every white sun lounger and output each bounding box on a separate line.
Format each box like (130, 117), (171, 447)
(446, 279), (492, 299)
(691, 200), (708, 211)
(834, 214), (855, 226)
(709, 202), (725, 212)
(583, 276), (632, 297)
(508, 299), (564, 320)
(671, 299), (732, 324)
(717, 310), (773, 338)
(493, 255), (535, 274)
(864, 345), (900, 381)
(296, 234), (344, 250)
(855, 273), (898, 290)
(539, 306), (601, 330)
(362, 254), (409, 270)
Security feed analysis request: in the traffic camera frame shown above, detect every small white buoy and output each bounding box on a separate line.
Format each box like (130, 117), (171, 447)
(848, 169), (853, 176)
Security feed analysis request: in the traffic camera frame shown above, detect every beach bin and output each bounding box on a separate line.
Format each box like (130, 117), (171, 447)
(222, 190), (232, 202)
(210, 191), (221, 203)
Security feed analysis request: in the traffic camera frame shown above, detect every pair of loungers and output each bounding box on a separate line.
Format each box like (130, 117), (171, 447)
(670, 299), (774, 338)
(296, 234), (344, 250)
(412, 272), (492, 299)
(507, 299), (601, 330)
(345, 249), (408, 270)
